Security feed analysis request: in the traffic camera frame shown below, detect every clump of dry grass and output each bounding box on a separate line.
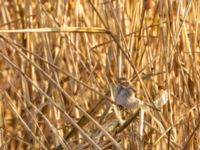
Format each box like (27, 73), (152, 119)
(0, 0), (200, 149)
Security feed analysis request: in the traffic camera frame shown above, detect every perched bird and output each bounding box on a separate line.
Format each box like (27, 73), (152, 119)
(111, 79), (144, 109)
(111, 78), (167, 111)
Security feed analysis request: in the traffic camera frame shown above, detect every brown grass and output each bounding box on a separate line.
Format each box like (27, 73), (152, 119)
(0, 0), (200, 149)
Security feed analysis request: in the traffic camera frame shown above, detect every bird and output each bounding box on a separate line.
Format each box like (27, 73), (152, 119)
(111, 79), (144, 109)
(111, 78), (167, 111)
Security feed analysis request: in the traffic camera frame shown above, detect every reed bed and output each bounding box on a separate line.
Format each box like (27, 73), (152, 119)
(0, 0), (200, 149)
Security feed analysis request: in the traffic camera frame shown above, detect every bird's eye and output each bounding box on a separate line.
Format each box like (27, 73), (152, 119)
(118, 105), (124, 110)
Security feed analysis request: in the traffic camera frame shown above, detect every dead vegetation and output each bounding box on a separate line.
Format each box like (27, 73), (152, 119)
(0, 0), (200, 149)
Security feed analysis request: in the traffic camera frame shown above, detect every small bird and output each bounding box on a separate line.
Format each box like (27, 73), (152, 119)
(111, 79), (167, 111)
(112, 80), (144, 109)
